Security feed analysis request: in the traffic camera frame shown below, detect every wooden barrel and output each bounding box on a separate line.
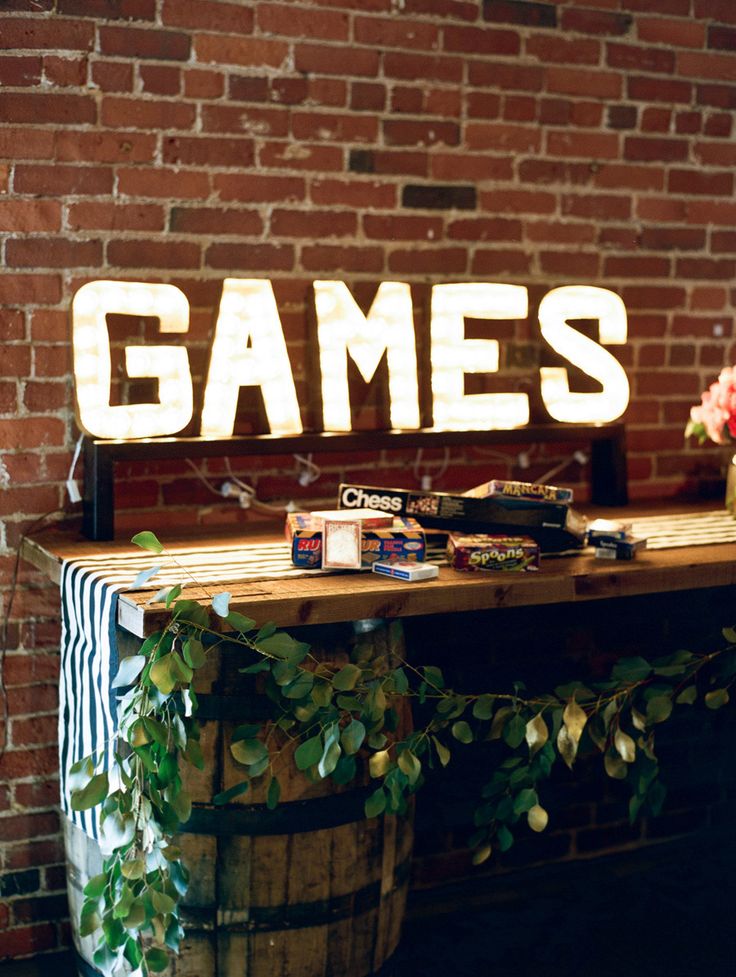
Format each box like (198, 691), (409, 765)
(65, 619), (414, 977)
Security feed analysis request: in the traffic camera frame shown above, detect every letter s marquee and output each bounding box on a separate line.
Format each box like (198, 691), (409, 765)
(70, 278), (630, 441)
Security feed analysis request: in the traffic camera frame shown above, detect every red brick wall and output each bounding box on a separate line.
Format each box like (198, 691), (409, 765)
(1, 0), (736, 962)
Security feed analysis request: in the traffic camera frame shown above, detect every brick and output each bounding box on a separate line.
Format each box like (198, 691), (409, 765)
(637, 17), (706, 49)
(91, 59), (133, 92)
(637, 196), (687, 222)
(466, 122), (540, 153)
(291, 112), (377, 144)
(470, 59), (543, 91)
(668, 169), (733, 196)
(695, 141), (736, 166)
(118, 167), (210, 199)
(406, 0), (478, 19)
(545, 131), (619, 159)
(384, 51), (463, 84)
(694, 0), (736, 22)
(402, 185), (476, 210)
(0, 17), (94, 51)
(637, 371), (701, 396)
(668, 343), (696, 365)
(607, 43), (675, 75)
(708, 25), (736, 51)
(99, 25), (190, 60)
(0, 275), (61, 305)
(10, 715), (58, 748)
(350, 81), (386, 112)
(310, 178), (395, 208)
(139, 64), (180, 96)
(7, 238), (101, 269)
(502, 94), (536, 122)
(185, 68), (224, 99)
(384, 119), (459, 147)
(686, 200), (736, 225)
(0, 310), (25, 342)
(712, 232), (736, 254)
(205, 242), (294, 271)
(101, 96), (195, 130)
(169, 207), (262, 235)
(598, 226), (638, 250)
(163, 135), (255, 168)
(59, 0), (155, 18)
(228, 75), (269, 102)
(162, 0), (254, 32)
(561, 8), (632, 36)
(0, 345), (31, 379)
(672, 315), (733, 337)
(640, 227), (706, 251)
(641, 107), (672, 132)
(0, 201), (61, 233)
(68, 202), (164, 231)
(562, 193), (631, 220)
(0, 56), (42, 86)
(483, 0), (557, 27)
(33, 343), (72, 377)
(628, 76), (692, 104)
(214, 173), (305, 203)
(261, 3), (349, 40)
(270, 208), (356, 238)
(527, 35), (600, 65)
(604, 255), (670, 278)
(607, 105), (637, 129)
(0, 923), (57, 958)
(0, 129), (54, 161)
(525, 220), (596, 244)
(690, 286), (728, 308)
(23, 382), (68, 413)
(388, 247), (466, 274)
(679, 51), (736, 81)
(703, 113), (732, 138)
(675, 111), (702, 135)
(431, 153), (513, 182)
(201, 104), (289, 138)
(44, 55), (88, 87)
(11, 895), (69, 926)
(0, 742), (60, 780)
(294, 44), (380, 78)
(0, 381), (17, 413)
(480, 189), (556, 215)
(676, 258), (736, 280)
(300, 245), (384, 273)
(443, 25), (520, 55)
(624, 137), (688, 162)
(696, 83), (736, 110)
(14, 164), (113, 196)
(2, 838), (64, 872)
(621, 286), (686, 310)
(540, 249), (599, 276)
(259, 141), (343, 172)
(30, 310), (71, 344)
(0, 92), (95, 125)
(546, 67), (622, 99)
(107, 239), (200, 269)
(472, 249), (533, 275)
(364, 214), (443, 240)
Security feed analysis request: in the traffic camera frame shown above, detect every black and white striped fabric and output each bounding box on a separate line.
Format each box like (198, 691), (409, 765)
(57, 510), (735, 838)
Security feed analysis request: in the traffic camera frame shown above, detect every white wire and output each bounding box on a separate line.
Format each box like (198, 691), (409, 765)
(535, 450), (587, 486)
(67, 433), (84, 483)
(293, 453), (321, 486)
(412, 447), (450, 484)
(184, 458), (223, 497)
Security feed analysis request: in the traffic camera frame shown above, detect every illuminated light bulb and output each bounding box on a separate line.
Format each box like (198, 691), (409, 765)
(538, 286), (630, 424)
(430, 283), (530, 431)
(315, 280), (421, 432)
(201, 278), (303, 438)
(71, 280), (193, 440)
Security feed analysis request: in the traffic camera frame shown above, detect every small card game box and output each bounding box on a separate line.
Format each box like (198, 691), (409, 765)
(447, 533), (540, 572)
(372, 560), (439, 582)
(285, 513), (426, 569)
(466, 479), (574, 505)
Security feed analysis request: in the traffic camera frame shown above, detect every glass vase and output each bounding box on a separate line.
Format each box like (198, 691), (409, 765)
(727, 454), (736, 515)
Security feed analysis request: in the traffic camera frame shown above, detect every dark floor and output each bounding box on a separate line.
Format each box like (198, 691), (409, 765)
(399, 825), (736, 977)
(3, 827), (734, 977)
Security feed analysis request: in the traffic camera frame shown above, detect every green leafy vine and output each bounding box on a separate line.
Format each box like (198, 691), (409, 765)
(70, 532), (736, 975)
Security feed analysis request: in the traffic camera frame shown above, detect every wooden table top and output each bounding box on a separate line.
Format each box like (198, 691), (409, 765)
(20, 502), (736, 638)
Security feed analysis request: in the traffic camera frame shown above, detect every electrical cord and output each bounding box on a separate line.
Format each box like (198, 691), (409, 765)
(0, 507), (68, 760)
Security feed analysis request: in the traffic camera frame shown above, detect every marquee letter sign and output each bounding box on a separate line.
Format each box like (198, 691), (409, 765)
(71, 278), (630, 441)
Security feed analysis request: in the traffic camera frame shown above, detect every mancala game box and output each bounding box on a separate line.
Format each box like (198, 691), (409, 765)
(286, 512), (426, 569)
(337, 483), (586, 553)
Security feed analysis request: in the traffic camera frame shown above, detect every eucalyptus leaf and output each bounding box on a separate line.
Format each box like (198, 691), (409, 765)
(211, 592), (232, 617)
(71, 772), (109, 811)
(365, 786), (386, 818)
(267, 776), (281, 810)
(294, 734), (322, 771)
(112, 656), (146, 689)
(130, 565), (162, 590)
(227, 611), (257, 633)
(527, 804), (548, 833)
(230, 739), (268, 766)
(705, 688), (729, 710)
(131, 531), (163, 554)
(451, 720), (473, 744)
(472, 694), (494, 720)
(432, 735), (451, 767)
(676, 685), (697, 705)
(213, 782), (249, 805)
(369, 749), (391, 778)
(472, 843), (492, 865)
(332, 663), (362, 691)
(397, 749), (421, 786)
(341, 718), (366, 756)
(646, 695), (673, 724)
(614, 728), (636, 763)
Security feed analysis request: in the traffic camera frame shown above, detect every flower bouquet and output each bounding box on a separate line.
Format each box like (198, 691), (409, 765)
(686, 365), (736, 512)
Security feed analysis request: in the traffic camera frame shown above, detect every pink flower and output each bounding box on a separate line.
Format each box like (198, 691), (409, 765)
(688, 365), (736, 445)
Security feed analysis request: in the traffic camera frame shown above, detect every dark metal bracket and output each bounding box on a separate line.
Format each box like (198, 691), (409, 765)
(82, 423), (628, 540)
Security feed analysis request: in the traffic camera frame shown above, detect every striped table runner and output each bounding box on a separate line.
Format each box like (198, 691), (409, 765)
(58, 510), (735, 838)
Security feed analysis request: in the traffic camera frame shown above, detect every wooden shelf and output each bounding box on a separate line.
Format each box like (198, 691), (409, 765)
(21, 502), (736, 639)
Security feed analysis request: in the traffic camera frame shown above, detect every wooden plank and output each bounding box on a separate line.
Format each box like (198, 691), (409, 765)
(20, 505), (736, 639)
